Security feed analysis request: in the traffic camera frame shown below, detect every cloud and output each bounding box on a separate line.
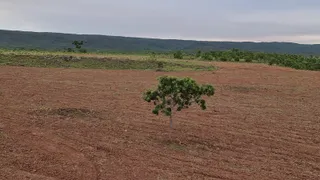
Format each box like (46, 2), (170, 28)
(1, 0), (320, 44)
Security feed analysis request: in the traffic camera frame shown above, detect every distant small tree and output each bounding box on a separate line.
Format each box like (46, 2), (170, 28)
(72, 40), (87, 53)
(72, 40), (84, 49)
(173, 50), (183, 59)
(143, 76), (215, 128)
(196, 50), (202, 58)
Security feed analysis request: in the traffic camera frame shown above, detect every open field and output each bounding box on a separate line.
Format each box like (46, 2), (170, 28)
(0, 61), (320, 179)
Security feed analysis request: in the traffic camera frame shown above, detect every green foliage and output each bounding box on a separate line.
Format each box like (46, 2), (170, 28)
(143, 76), (215, 128)
(173, 50), (183, 59)
(79, 49), (87, 53)
(201, 52), (213, 61)
(220, 56), (228, 62)
(66, 48), (74, 52)
(196, 50), (202, 58)
(71, 40), (87, 53)
(147, 52), (157, 61)
(0, 53), (214, 71)
(245, 58), (252, 62)
(72, 40), (84, 49)
(193, 49), (320, 71)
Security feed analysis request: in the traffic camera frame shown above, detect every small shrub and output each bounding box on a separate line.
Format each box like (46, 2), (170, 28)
(220, 57), (228, 61)
(268, 58), (276, 65)
(201, 52), (213, 61)
(196, 50), (202, 58)
(63, 56), (73, 62)
(156, 61), (164, 71)
(79, 49), (87, 53)
(66, 48), (74, 52)
(173, 51), (183, 59)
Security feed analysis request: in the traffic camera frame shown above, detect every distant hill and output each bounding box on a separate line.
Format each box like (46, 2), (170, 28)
(1, 29), (320, 55)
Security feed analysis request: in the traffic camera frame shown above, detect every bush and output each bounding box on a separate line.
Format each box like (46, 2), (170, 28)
(201, 52), (213, 61)
(79, 49), (87, 53)
(156, 61), (164, 71)
(66, 48), (74, 52)
(220, 57), (228, 61)
(196, 50), (202, 58)
(173, 51), (183, 59)
(268, 58), (276, 65)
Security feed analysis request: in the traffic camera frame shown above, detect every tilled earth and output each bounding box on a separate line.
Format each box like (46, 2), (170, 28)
(0, 62), (319, 180)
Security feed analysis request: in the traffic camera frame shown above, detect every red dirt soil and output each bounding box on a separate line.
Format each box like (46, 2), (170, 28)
(0, 62), (319, 180)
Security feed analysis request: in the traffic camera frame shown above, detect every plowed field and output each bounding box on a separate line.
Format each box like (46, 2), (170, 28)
(1, 62), (319, 180)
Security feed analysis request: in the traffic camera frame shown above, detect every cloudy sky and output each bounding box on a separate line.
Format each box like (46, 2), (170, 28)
(1, 0), (320, 44)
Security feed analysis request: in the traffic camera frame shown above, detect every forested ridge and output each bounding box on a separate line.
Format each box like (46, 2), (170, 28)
(2, 29), (320, 55)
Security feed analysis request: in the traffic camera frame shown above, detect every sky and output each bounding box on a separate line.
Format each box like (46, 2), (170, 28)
(1, 0), (320, 44)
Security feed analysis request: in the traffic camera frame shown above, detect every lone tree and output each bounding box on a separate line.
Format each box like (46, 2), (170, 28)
(143, 76), (215, 128)
(72, 40), (84, 50)
(71, 40), (87, 53)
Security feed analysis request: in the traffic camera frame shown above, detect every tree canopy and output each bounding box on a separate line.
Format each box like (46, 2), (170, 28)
(143, 76), (215, 128)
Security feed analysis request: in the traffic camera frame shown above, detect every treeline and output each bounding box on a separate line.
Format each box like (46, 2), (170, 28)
(174, 49), (320, 71)
(2, 29), (320, 55)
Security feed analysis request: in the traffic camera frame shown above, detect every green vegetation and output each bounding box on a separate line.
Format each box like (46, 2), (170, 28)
(143, 76), (215, 128)
(173, 50), (183, 59)
(1, 47), (319, 71)
(2, 29), (320, 55)
(1, 29), (319, 71)
(195, 50), (202, 58)
(0, 51), (215, 71)
(193, 49), (320, 71)
(1, 46), (319, 71)
(70, 40), (87, 53)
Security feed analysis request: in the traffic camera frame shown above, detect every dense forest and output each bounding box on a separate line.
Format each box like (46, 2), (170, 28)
(2, 29), (320, 55)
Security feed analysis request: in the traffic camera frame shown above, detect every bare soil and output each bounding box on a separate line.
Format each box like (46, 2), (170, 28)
(0, 62), (319, 180)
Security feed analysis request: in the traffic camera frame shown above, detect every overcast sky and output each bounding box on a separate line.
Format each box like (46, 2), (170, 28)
(1, 0), (320, 44)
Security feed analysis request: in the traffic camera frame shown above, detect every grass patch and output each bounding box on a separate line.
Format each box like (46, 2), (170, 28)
(163, 139), (186, 151)
(32, 107), (99, 118)
(0, 52), (215, 72)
